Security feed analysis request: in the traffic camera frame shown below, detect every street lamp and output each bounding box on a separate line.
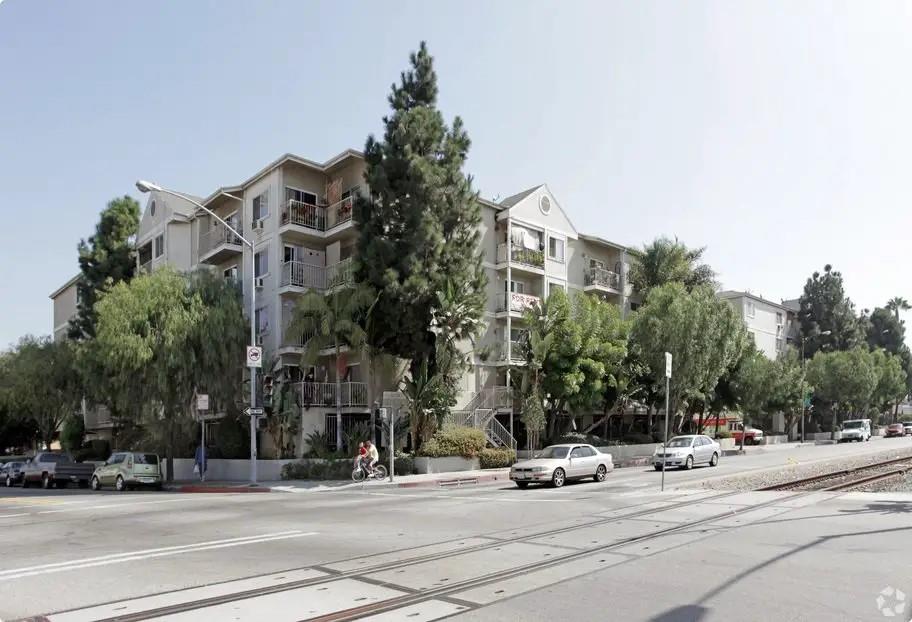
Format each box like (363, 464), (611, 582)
(799, 330), (831, 444)
(136, 180), (260, 485)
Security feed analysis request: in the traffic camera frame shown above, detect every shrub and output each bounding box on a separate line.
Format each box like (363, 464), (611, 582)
(281, 459), (352, 480)
(215, 415), (248, 459)
(60, 415), (85, 452)
(380, 450), (416, 476)
(621, 433), (655, 445)
(479, 448), (515, 469)
(556, 432), (606, 446)
(713, 427), (732, 439)
(418, 426), (485, 458)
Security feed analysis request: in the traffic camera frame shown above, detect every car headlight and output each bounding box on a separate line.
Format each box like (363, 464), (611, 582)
(531, 466), (548, 472)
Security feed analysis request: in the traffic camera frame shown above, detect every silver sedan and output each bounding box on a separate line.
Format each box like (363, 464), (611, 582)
(653, 435), (721, 470)
(510, 444), (614, 489)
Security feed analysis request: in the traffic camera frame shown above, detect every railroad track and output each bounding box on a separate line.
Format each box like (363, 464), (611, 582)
(758, 455), (912, 492)
(47, 490), (750, 622)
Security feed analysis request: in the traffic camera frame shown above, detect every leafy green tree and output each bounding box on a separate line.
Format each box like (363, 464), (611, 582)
(355, 41), (486, 390)
(59, 414), (85, 452)
(869, 349), (907, 421)
(289, 284), (373, 449)
(518, 316), (554, 450)
(69, 196), (141, 340)
(627, 236), (716, 295)
(631, 283), (747, 434)
(866, 307), (906, 355)
(806, 347), (878, 438)
(766, 348), (807, 436)
(797, 264), (864, 358)
(4, 336), (82, 450)
(92, 267), (246, 479)
(886, 297), (911, 320)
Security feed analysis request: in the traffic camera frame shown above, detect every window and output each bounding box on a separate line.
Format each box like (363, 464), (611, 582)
(549, 282), (564, 297)
(776, 312), (783, 326)
(254, 250), (268, 277)
(285, 187), (317, 206)
(252, 192), (269, 221)
(283, 245), (297, 264)
(745, 300), (755, 318)
(224, 266), (238, 281)
(548, 237), (564, 262)
(629, 302), (641, 312)
(505, 280), (525, 294)
(341, 186), (360, 201)
(570, 447), (586, 458)
(154, 234), (164, 258)
(776, 338), (784, 351)
(255, 307), (270, 334)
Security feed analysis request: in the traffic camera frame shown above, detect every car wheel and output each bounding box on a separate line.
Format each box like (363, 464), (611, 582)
(683, 456), (694, 470)
(91, 476), (101, 491)
(710, 452), (719, 467)
(551, 468), (566, 488)
(21, 475), (29, 489)
(515, 481), (529, 489)
(594, 465), (608, 482)
(115, 476), (126, 492)
(4, 475), (11, 488)
(654, 465), (663, 471)
(41, 473), (53, 489)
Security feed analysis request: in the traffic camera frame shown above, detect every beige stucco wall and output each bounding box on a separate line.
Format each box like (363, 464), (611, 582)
(52, 281), (78, 340)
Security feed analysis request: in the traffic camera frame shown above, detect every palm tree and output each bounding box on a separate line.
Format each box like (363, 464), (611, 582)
(886, 297), (911, 320)
(628, 236), (716, 295)
(289, 281), (375, 450)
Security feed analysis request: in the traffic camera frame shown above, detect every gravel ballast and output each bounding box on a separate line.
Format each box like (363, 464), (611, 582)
(693, 447), (912, 492)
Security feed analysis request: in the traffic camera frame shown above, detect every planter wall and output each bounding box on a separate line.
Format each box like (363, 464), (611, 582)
(413, 456), (479, 474)
(759, 435), (789, 445)
(163, 459), (298, 481)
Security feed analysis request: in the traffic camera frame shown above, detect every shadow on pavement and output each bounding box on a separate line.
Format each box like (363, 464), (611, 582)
(649, 605), (710, 622)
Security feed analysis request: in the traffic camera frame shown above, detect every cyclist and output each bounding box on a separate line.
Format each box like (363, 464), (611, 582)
(365, 440), (380, 476)
(354, 442), (367, 471)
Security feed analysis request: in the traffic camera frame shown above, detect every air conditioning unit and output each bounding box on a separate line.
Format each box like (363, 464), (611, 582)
(255, 334), (264, 346)
(253, 219), (266, 231)
(255, 277), (266, 289)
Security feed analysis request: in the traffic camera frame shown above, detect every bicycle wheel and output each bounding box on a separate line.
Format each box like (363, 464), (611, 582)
(373, 465), (388, 480)
(351, 468), (366, 482)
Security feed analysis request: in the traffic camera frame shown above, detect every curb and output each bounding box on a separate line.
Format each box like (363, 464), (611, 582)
(395, 471), (512, 489)
(166, 484), (272, 493)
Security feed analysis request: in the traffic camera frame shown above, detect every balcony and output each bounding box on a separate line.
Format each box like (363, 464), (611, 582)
(296, 382), (368, 408)
(199, 222), (243, 264)
(496, 243), (545, 272)
(488, 340), (525, 364)
(280, 197), (354, 238)
(584, 266), (621, 293)
(496, 292), (541, 316)
(279, 258), (353, 293)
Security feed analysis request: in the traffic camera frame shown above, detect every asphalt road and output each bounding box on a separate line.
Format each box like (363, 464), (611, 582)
(2, 438), (912, 621)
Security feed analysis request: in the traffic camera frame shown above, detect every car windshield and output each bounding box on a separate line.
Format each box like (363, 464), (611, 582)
(666, 437), (694, 447)
(904, 423), (912, 427)
(844, 421), (865, 429)
(134, 454), (159, 464)
(536, 446), (570, 459)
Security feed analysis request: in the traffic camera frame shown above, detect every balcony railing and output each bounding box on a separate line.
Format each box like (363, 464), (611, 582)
(199, 222), (243, 258)
(281, 197), (354, 232)
(280, 257), (353, 290)
(584, 266), (621, 291)
(497, 340), (526, 362)
(497, 243), (545, 269)
(297, 382), (368, 407)
(497, 292), (541, 314)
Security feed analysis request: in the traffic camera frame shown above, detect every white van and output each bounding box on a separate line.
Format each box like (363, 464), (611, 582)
(840, 419), (872, 442)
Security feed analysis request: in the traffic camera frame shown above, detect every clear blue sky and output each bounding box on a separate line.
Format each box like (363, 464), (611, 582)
(2, 1), (910, 347)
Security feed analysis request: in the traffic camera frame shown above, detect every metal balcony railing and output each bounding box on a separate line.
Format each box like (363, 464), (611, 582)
(584, 266), (621, 291)
(497, 243), (545, 268)
(497, 292), (541, 314)
(280, 258), (353, 290)
(199, 221), (243, 258)
(296, 382), (368, 407)
(281, 197), (355, 232)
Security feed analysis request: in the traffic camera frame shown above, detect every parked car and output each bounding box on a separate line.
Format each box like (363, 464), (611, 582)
(729, 422), (764, 445)
(91, 452), (163, 491)
(903, 422), (912, 436)
(886, 423), (905, 438)
(510, 444), (614, 489)
(20, 452), (96, 488)
(839, 419), (872, 442)
(653, 435), (721, 470)
(2, 461), (25, 487)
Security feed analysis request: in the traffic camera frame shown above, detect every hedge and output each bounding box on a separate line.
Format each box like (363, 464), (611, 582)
(479, 448), (515, 469)
(418, 427), (486, 458)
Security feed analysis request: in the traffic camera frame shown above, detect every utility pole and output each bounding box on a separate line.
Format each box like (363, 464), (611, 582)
(662, 352), (672, 492)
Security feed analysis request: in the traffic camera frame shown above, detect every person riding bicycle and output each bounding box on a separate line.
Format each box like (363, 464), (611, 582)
(354, 442), (367, 469)
(365, 440), (379, 475)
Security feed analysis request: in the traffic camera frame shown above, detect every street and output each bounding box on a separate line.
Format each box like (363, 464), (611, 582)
(2, 439), (912, 621)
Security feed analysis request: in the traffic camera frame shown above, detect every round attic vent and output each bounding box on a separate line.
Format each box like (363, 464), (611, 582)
(539, 195), (551, 215)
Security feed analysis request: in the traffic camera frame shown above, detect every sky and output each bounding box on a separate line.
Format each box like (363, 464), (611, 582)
(1, 0), (911, 347)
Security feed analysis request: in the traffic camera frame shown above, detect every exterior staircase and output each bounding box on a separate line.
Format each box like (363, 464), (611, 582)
(454, 387), (516, 450)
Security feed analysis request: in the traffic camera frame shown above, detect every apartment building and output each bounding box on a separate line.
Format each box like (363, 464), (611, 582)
(718, 291), (796, 359)
(49, 275), (80, 342)
(51, 148), (634, 453)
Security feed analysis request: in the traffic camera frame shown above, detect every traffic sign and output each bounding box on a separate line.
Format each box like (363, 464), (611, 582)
(244, 407), (264, 416)
(196, 394), (210, 411)
(665, 352), (673, 379)
(246, 346), (263, 368)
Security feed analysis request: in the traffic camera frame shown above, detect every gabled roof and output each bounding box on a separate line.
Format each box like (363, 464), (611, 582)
(498, 185), (543, 208)
(579, 233), (628, 252)
(718, 290), (791, 311)
(199, 149), (364, 207)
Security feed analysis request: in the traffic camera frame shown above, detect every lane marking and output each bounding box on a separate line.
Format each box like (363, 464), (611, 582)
(363, 492), (571, 503)
(0, 512), (29, 518)
(0, 531), (317, 580)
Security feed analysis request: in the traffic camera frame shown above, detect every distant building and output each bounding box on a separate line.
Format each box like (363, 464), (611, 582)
(49, 274), (81, 342)
(718, 291), (796, 359)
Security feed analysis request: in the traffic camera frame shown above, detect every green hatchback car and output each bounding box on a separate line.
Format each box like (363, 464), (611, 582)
(91, 452), (163, 491)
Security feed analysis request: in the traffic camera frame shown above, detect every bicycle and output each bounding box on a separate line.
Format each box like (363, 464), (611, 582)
(351, 460), (388, 482)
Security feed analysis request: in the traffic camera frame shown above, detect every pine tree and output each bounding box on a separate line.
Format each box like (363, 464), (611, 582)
(69, 196), (141, 340)
(355, 42), (486, 383)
